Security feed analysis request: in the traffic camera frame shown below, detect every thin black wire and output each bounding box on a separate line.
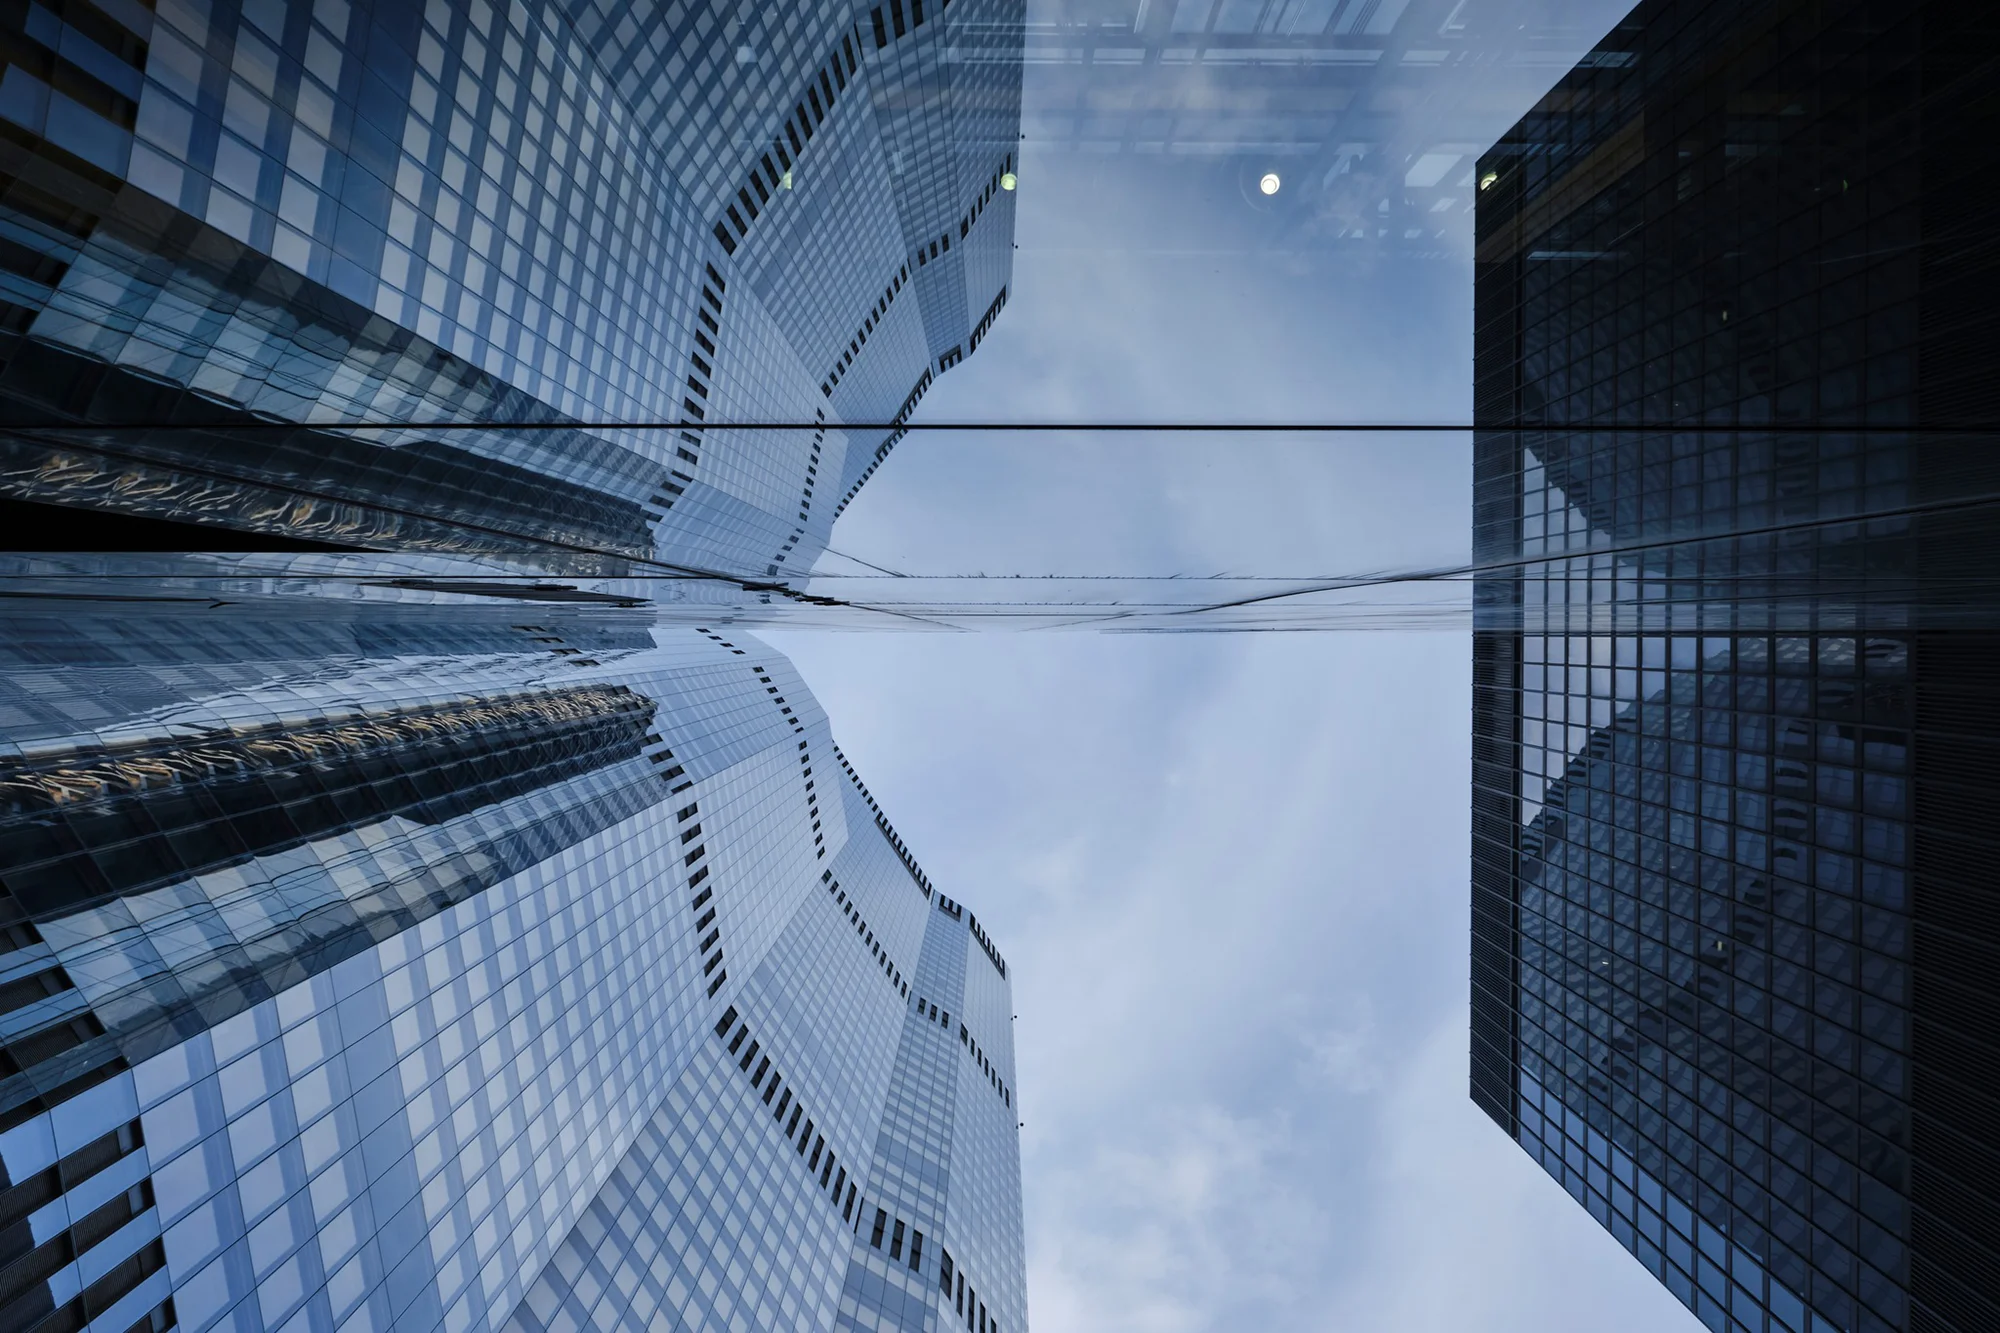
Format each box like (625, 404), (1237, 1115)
(13, 419), (2000, 433)
(785, 489), (2000, 622)
(1135, 486), (2000, 621)
(795, 489), (2000, 624)
(11, 441), (2000, 627)
(818, 547), (912, 578)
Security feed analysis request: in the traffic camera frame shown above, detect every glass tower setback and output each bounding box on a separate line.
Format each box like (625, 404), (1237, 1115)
(0, 2), (1028, 1332)
(1470, 3), (1999, 1333)
(0, 0), (1021, 578)
(0, 597), (1025, 1333)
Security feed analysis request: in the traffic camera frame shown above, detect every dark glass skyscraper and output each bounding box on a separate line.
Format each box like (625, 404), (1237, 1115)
(0, 3), (1027, 1332)
(1470, 2), (1999, 1332)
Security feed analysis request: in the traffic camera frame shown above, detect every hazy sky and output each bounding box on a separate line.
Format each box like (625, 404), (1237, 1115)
(771, 2), (1700, 1326)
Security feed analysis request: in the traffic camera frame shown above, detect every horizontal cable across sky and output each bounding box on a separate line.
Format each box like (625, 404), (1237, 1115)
(16, 421), (2000, 432)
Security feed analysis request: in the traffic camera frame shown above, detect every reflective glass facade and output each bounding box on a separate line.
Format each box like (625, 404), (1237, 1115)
(0, 0), (1020, 578)
(0, 600), (1025, 1333)
(0, 2), (1027, 1331)
(1470, 3), (1998, 1333)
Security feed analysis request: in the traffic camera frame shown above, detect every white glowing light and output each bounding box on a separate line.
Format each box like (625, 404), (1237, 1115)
(1479, 171), (1499, 191)
(1000, 172), (1017, 191)
(1258, 172), (1282, 196)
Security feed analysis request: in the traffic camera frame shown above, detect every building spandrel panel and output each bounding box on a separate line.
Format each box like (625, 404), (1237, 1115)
(1469, 2), (2000, 1332)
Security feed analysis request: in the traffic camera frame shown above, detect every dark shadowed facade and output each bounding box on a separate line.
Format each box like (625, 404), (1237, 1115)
(1469, 1), (2000, 1331)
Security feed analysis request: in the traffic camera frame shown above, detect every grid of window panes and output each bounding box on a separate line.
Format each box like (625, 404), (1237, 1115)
(1506, 606), (1913, 1333)
(501, 747), (1024, 1333)
(0, 775), (723, 1333)
(0, 608), (834, 1113)
(942, 892), (1026, 1325)
(820, 785), (1023, 1333)
(0, 0), (1018, 576)
(503, 1039), (855, 1333)
(1483, 406), (1924, 1333)
(0, 599), (1026, 1333)
(1464, 0), (1953, 1328)
(121, 0), (848, 428)
(836, 896), (969, 1331)
(135, 802), (716, 1333)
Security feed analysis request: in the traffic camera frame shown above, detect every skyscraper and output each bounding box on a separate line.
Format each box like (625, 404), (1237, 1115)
(0, 603), (1025, 1333)
(1470, 2), (1998, 1332)
(0, 0), (1020, 582)
(0, 2), (1028, 1332)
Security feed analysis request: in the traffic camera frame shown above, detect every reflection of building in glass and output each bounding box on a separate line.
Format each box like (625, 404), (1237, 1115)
(0, 0), (1020, 577)
(0, 3), (1026, 1332)
(1470, 2), (1999, 1332)
(1026, 0), (1615, 257)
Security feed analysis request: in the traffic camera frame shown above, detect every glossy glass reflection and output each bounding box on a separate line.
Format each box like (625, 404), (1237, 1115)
(0, 1), (1994, 1333)
(0, 3), (1027, 1333)
(1469, 3), (1999, 1333)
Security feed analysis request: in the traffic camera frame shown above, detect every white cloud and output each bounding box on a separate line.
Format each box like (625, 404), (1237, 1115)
(1303, 996), (1386, 1095)
(1324, 1012), (1697, 1333)
(764, 9), (1696, 1318)
(1027, 1102), (1334, 1333)
(771, 629), (1699, 1333)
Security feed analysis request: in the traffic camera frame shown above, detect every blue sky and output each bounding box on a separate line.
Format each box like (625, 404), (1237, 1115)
(769, 3), (1701, 1325)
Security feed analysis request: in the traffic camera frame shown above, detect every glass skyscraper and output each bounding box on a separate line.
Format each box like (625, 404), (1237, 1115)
(0, 0), (1020, 578)
(1470, 2), (1998, 1333)
(0, 604), (1025, 1333)
(0, 3), (1027, 1333)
